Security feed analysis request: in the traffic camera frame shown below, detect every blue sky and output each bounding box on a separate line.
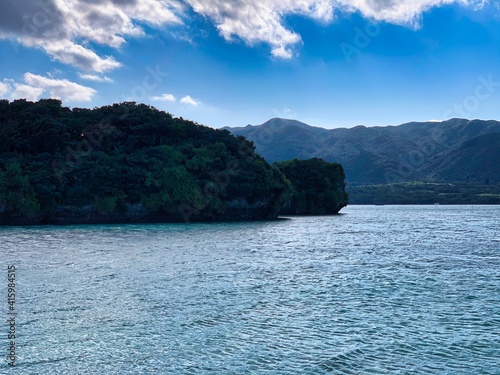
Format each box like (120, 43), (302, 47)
(1, 0), (499, 128)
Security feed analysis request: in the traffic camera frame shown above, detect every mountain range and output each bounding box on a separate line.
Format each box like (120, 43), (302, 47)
(226, 118), (500, 185)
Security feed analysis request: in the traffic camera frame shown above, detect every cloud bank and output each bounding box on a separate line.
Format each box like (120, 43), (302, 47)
(0, 0), (489, 70)
(185, 0), (488, 58)
(0, 0), (182, 72)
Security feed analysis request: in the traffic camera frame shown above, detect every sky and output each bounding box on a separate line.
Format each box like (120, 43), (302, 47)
(0, 0), (499, 129)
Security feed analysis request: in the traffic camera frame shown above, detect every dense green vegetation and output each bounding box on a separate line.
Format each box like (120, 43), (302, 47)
(0, 99), (294, 224)
(274, 158), (348, 214)
(348, 182), (500, 205)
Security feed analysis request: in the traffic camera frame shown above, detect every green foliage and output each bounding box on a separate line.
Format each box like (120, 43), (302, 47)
(0, 99), (293, 224)
(274, 158), (348, 214)
(94, 196), (119, 215)
(0, 160), (40, 217)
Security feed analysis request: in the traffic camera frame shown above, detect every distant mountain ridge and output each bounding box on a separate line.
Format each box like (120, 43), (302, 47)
(226, 118), (500, 185)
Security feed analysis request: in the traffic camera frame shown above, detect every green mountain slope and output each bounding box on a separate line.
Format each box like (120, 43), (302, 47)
(227, 118), (500, 185)
(426, 133), (500, 184)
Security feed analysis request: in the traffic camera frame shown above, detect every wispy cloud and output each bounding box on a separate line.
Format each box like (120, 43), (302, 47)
(79, 74), (113, 83)
(2, 73), (96, 102)
(333, 0), (478, 27)
(151, 93), (177, 102)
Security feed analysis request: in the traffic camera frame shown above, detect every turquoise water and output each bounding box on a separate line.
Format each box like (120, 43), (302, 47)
(1, 205), (499, 374)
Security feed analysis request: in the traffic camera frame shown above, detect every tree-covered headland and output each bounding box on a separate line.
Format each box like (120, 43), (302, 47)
(0, 99), (348, 225)
(275, 158), (348, 214)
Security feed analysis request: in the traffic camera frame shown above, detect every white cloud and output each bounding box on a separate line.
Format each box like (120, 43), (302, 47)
(150, 93), (201, 104)
(151, 93), (177, 102)
(11, 84), (45, 102)
(185, 0), (488, 58)
(79, 74), (113, 82)
(334, 0), (456, 26)
(185, 0), (332, 59)
(180, 95), (199, 106)
(0, 0), (490, 67)
(24, 73), (96, 101)
(42, 41), (122, 73)
(0, 0), (182, 72)
(2, 73), (96, 102)
(0, 81), (10, 96)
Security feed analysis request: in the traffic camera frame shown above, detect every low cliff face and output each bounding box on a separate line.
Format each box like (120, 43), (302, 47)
(0, 200), (285, 226)
(274, 158), (348, 215)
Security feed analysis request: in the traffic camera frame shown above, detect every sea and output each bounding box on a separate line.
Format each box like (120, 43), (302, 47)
(0, 205), (499, 374)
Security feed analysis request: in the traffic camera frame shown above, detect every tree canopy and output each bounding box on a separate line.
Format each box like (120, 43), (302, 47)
(274, 158), (348, 214)
(0, 99), (292, 224)
(0, 99), (349, 225)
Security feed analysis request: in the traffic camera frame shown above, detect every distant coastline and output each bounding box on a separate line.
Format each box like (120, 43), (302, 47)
(347, 182), (500, 205)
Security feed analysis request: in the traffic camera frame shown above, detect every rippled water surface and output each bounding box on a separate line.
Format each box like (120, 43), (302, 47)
(1, 205), (499, 374)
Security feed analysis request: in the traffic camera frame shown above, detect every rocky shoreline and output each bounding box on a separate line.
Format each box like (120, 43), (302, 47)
(0, 199), (285, 226)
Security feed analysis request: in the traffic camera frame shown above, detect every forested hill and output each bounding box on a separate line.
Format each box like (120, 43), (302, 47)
(227, 118), (500, 185)
(0, 100), (350, 224)
(0, 99), (294, 224)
